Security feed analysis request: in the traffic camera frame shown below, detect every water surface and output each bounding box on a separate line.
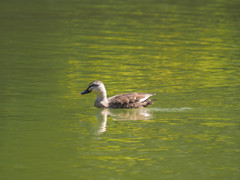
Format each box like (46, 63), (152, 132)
(0, 0), (239, 179)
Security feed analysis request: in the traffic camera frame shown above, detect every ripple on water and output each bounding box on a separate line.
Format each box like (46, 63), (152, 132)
(150, 107), (193, 112)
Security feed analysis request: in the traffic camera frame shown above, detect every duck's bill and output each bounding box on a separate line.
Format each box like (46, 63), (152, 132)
(79, 89), (90, 95)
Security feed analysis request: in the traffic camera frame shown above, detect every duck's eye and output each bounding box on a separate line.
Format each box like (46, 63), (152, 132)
(88, 84), (98, 90)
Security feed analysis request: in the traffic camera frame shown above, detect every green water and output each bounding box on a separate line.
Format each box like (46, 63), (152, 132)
(0, 0), (239, 179)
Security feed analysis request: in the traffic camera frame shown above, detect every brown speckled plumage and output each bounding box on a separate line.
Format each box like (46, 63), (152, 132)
(108, 93), (154, 108)
(80, 81), (155, 109)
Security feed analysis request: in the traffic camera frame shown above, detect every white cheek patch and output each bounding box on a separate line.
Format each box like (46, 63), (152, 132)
(91, 88), (98, 93)
(88, 87), (93, 91)
(88, 86), (96, 92)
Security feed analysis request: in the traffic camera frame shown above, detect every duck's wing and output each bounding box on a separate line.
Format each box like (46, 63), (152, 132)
(108, 93), (155, 108)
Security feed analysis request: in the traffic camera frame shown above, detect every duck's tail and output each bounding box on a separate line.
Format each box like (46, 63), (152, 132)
(142, 98), (156, 107)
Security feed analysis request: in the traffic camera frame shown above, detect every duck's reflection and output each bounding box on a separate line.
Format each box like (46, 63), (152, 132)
(95, 108), (153, 134)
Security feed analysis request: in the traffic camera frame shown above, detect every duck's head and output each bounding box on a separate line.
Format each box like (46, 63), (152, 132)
(80, 81), (105, 95)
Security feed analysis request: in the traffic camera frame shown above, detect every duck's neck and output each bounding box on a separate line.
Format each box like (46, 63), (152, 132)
(95, 88), (108, 108)
(96, 90), (107, 101)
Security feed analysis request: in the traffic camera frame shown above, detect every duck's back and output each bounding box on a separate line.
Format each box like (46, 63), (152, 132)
(108, 93), (155, 109)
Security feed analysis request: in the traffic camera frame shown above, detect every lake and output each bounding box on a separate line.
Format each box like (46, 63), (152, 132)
(0, 0), (239, 179)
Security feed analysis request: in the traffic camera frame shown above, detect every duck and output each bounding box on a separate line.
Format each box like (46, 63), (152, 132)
(79, 81), (155, 109)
